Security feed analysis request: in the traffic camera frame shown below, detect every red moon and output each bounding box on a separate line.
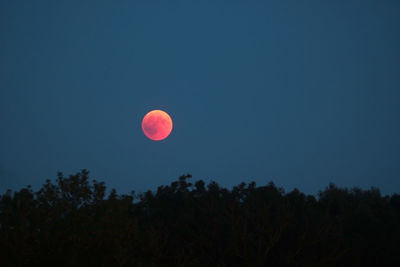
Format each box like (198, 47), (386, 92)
(142, 110), (173, 141)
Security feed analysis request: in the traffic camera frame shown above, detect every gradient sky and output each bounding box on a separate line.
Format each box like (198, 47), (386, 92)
(1, 0), (399, 195)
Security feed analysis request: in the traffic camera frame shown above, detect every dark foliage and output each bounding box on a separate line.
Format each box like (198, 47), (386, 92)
(1, 170), (399, 266)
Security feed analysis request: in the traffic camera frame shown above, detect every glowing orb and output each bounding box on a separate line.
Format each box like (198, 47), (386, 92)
(141, 110), (173, 141)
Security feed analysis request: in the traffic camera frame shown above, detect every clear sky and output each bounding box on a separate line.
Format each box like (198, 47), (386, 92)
(1, 0), (399, 195)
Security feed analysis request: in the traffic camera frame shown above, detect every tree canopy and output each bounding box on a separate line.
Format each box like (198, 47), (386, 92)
(1, 170), (399, 266)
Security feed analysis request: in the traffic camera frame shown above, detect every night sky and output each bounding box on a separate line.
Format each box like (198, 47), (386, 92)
(1, 0), (399, 195)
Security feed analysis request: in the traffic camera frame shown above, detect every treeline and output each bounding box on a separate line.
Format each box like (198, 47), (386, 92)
(1, 170), (399, 266)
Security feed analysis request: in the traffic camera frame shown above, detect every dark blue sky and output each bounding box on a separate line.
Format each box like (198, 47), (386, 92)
(1, 0), (399, 195)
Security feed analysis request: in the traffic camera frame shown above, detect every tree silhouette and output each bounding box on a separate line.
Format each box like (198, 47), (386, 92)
(0, 170), (399, 266)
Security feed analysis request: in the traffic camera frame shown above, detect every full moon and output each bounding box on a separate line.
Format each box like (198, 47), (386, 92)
(142, 110), (173, 141)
